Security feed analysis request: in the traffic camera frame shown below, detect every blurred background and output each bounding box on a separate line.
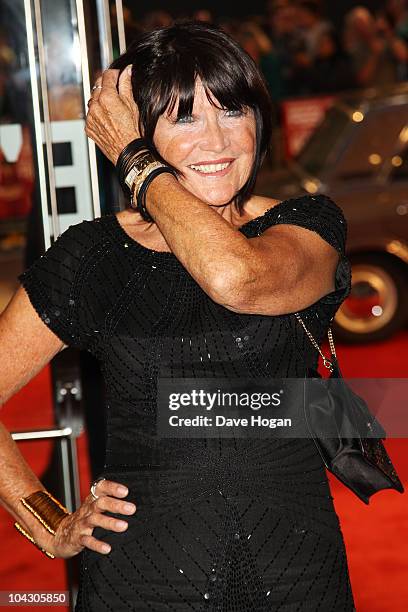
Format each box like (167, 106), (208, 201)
(0, 1), (407, 610)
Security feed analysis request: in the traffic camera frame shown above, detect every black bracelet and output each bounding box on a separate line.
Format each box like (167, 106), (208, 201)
(135, 166), (178, 222)
(118, 145), (149, 195)
(116, 138), (149, 195)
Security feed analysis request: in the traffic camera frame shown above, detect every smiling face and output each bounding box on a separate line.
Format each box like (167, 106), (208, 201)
(152, 78), (257, 207)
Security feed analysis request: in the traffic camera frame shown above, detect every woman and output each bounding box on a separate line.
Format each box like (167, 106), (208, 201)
(0, 21), (355, 610)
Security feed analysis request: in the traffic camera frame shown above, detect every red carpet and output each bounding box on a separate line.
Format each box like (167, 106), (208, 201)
(0, 332), (407, 611)
(322, 331), (408, 612)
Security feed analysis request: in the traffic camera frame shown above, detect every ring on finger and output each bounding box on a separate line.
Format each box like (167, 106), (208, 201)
(90, 476), (106, 500)
(92, 85), (102, 91)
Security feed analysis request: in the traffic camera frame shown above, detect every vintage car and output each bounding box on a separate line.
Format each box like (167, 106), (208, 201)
(256, 84), (408, 343)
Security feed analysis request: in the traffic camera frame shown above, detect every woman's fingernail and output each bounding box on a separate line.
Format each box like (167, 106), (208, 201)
(102, 544), (111, 553)
(117, 486), (128, 496)
(127, 65), (132, 75)
(116, 520), (128, 530)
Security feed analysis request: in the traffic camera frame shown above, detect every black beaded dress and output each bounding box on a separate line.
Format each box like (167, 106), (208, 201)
(18, 194), (355, 611)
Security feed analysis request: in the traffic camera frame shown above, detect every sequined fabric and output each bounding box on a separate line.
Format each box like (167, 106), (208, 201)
(18, 194), (355, 611)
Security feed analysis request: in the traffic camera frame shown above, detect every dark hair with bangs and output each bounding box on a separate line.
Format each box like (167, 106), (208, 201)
(110, 20), (273, 214)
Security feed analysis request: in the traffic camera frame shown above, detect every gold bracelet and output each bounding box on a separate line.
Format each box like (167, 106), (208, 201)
(132, 161), (167, 198)
(14, 521), (55, 559)
(124, 150), (152, 189)
(19, 490), (71, 536)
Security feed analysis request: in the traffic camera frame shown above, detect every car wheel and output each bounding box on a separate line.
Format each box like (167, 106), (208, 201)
(333, 253), (408, 343)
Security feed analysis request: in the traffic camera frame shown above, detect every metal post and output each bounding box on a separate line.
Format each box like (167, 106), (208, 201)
(115, 0), (127, 54)
(23, 0), (52, 249)
(11, 425), (81, 521)
(95, 0), (114, 68)
(12, 427), (73, 441)
(32, 0), (61, 240)
(75, 0), (102, 219)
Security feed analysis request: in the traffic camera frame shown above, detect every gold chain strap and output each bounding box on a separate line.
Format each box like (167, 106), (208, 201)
(294, 313), (337, 371)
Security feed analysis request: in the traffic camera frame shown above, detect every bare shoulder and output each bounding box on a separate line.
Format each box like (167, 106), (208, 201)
(115, 208), (163, 236)
(114, 208), (171, 251)
(242, 195), (282, 220)
(115, 208), (144, 228)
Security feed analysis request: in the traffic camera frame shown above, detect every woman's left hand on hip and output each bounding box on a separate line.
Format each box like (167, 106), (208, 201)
(85, 67), (140, 165)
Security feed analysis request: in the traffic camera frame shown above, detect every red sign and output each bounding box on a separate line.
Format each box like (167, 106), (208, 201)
(281, 95), (336, 159)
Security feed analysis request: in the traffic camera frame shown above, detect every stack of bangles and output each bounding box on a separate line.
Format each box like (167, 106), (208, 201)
(14, 490), (71, 559)
(116, 138), (178, 222)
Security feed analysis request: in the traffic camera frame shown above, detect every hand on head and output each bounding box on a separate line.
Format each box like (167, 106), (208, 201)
(86, 66), (140, 165)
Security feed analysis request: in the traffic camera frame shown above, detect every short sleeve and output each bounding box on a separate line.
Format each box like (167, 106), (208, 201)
(253, 194), (352, 306)
(18, 222), (93, 351)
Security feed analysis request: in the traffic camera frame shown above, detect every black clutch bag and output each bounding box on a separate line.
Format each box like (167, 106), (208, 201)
(294, 313), (405, 505)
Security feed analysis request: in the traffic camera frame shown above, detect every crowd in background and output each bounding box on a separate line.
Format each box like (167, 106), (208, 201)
(2, 0), (408, 120)
(119, 0), (408, 102)
(1, 0), (408, 208)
